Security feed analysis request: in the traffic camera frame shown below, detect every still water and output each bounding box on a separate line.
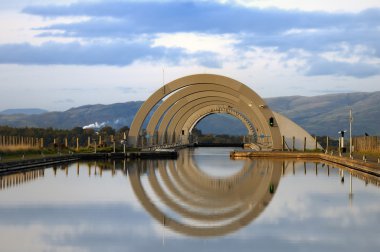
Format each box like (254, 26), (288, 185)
(1, 148), (380, 252)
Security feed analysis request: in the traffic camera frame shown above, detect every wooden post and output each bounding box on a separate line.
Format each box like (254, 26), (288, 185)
(87, 137), (91, 148)
(76, 137), (79, 151)
(99, 135), (102, 146)
(292, 136), (295, 152)
(65, 138), (68, 148)
(325, 136), (329, 153)
(303, 137), (306, 152)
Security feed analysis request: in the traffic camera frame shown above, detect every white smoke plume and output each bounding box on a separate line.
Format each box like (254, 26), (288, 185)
(83, 122), (107, 129)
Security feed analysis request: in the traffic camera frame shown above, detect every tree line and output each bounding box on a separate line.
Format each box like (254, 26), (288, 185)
(0, 125), (130, 148)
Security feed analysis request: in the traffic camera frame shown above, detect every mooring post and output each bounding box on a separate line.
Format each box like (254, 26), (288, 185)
(325, 136), (329, 154)
(76, 137), (79, 151)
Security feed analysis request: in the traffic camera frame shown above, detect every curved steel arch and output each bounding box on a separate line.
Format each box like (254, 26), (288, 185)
(188, 108), (255, 134)
(146, 84), (240, 134)
(146, 88), (261, 144)
(169, 100), (262, 145)
(166, 100), (250, 144)
(181, 105), (257, 144)
(154, 93), (267, 145)
(129, 74), (281, 149)
(147, 92), (242, 144)
(157, 97), (259, 145)
(171, 103), (256, 145)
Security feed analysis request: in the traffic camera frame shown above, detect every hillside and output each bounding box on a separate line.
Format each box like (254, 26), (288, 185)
(0, 91), (379, 136)
(0, 108), (48, 115)
(265, 91), (380, 136)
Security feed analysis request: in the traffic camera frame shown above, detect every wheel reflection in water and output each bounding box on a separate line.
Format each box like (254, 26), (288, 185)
(129, 150), (282, 237)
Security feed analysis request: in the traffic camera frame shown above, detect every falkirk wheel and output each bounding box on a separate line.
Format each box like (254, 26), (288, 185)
(128, 74), (320, 150)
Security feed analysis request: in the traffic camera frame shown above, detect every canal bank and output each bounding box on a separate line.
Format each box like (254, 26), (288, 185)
(230, 151), (380, 177)
(0, 150), (178, 174)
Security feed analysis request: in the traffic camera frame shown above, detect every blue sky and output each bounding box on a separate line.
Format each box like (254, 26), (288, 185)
(1, 0), (380, 111)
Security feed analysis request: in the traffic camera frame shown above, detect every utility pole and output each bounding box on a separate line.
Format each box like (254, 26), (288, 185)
(349, 109), (353, 158)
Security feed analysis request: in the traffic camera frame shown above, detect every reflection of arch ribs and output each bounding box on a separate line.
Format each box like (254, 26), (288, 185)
(129, 151), (282, 237)
(128, 74), (282, 149)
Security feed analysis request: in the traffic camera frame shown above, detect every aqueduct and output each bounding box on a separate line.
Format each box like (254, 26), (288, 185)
(129, 74), (319, 150)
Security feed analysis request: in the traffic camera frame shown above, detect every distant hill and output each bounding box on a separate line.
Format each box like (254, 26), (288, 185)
(0, 91), (379, 136)
(265, 91), (380, 136)
(0, 108), (48, 115)
(0, 102), (142, 129)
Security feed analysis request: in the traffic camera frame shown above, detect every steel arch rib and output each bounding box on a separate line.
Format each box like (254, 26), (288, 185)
(155, 95), (261, 144)
(129, 74), (281, 149)
(166, 100), (264, 145)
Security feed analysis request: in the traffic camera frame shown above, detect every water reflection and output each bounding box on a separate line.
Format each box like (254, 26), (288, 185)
(1, 148), (380, 252)
(129, 149), (282, 237)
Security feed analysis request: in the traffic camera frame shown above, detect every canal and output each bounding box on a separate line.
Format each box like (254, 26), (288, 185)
(0, 147), (380, 251)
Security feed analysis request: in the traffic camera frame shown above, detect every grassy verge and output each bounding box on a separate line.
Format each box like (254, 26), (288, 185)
(0, 146), (141, 162)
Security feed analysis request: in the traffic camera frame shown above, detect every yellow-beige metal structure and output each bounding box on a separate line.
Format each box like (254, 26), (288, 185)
(129, 74), (282, 149)
(129, 73), (320, 150)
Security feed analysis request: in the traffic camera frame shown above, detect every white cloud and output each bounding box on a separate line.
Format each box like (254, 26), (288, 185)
(218, 0), (380, 12)
(152, 32), (239, 56)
